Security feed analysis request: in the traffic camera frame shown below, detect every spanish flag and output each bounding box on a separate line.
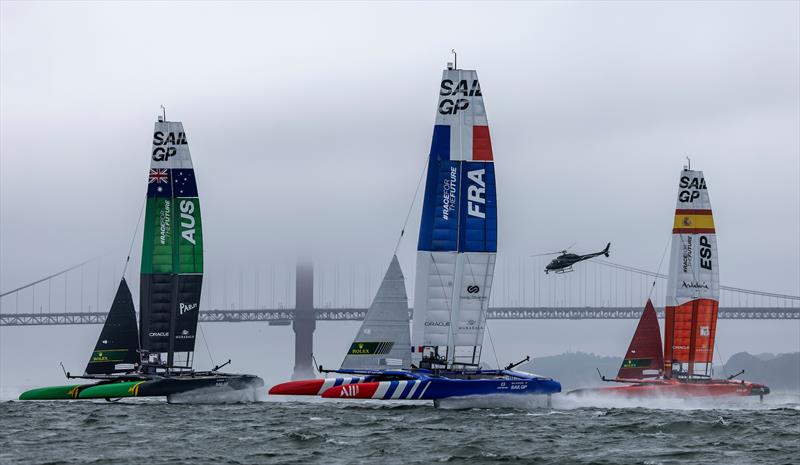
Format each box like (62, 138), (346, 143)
(672, 209), (715, 234)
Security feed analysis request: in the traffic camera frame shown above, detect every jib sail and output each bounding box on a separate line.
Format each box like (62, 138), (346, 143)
(617, 299), (663, 379)
(664, 168), (719, 378)
(85, 278), (140, 375)
(140, 119), (204, 368)
(411, 65), (497, 368)
(340, 255), (411, 370)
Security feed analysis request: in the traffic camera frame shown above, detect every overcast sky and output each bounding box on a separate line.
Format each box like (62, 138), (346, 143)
(1, 2), (798, 393)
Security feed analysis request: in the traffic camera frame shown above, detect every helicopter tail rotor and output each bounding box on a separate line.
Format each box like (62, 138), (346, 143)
(603, 242), (611, 257)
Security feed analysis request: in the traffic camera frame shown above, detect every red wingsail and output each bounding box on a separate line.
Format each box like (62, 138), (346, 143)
(664, 298), (719, 377)
(617, 299), (664, 379)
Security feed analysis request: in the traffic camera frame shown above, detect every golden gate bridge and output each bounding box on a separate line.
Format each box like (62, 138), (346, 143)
(2, 257), (797, 326)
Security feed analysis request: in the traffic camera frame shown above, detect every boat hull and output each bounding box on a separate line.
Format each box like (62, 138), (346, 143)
(19, 373), (264, 401)
(568, 379), (770, 398)
(322, 377), (562, 400)
(268, 377), (372, 396)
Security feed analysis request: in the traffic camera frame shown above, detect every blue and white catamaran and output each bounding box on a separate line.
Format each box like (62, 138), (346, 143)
(270, 61), (561, 403)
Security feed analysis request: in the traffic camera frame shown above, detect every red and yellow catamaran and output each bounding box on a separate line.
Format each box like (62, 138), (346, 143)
(570, 165), (770, 399)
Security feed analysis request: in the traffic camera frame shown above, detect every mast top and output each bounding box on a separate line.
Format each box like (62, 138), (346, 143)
(158, 105), (166, 123)
(447, 49), (457, 70)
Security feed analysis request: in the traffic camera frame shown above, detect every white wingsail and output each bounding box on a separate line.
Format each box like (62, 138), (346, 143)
(411, 66), (497, 368)
(340, 255), (411, 370)
(664, 168), (720, 378)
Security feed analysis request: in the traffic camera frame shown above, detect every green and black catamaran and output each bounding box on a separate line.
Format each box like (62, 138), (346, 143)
(20, 115), (263, 402)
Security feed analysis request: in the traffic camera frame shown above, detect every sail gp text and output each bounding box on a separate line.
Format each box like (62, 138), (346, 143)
(678, 176), (707, 203)
(152, 131), (188, 162)
(438, 79), (481, 115)
(441, 168), (487, 220)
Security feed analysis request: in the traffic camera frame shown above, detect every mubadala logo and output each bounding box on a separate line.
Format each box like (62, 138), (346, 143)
(179, 302), (198, 315)
(176, 329), (194, 339)
(460, 319), (483, 331)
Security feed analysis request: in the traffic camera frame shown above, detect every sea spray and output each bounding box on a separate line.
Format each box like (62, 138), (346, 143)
(167, 383), (267, 404)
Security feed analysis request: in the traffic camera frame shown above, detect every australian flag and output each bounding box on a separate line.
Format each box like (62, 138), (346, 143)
(172, 169), (198, 197)
(147, 169), (172, 198)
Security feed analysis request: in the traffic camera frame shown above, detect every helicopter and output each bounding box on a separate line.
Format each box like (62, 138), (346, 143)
(535, 243), (611, 274)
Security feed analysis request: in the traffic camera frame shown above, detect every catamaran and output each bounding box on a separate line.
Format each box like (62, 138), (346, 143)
(270, 62), (561, 402)
(569, 166), (770, 399)
(20, 115), (263, 401)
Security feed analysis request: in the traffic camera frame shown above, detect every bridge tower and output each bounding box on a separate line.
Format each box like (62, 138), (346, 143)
(292, 260), (316, 380)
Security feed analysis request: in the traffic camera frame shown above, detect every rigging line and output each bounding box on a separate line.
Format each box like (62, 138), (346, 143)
(427, 252), (456, 362)
(593, 259), (800, 300)
(464, 253), (482, 351)
(715, 339), (728, 379)
(121, 195), (147, 279)
(394, 155), (429, 255)
(647, 234), (673, 301)
(463, 253), (491, 356)
(484, 319), (501, 370)
(198, 323), (215, 367)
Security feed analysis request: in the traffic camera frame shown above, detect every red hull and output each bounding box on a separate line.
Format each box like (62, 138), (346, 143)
(269, 379), (327, 396)
(269, 376), (371, 396)
(570, 378), (769, 398)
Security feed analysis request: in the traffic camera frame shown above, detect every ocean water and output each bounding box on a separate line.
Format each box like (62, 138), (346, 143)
(1, 394), (798, 465)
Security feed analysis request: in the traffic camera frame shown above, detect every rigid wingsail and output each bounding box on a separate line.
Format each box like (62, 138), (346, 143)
(569, 166), (769, 399)
(270, 63), (561, 403)
(20, 115), (263, 402)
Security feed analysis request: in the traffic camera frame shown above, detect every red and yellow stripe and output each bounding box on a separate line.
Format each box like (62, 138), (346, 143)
(672, 209), (715, 234)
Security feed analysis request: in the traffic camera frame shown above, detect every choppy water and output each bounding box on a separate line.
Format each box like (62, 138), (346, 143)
(1, 394), (798, 465)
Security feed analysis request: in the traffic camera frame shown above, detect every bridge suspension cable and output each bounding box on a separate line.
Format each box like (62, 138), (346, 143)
(593, 260), (799, 301)
(0, 259), (94, 298)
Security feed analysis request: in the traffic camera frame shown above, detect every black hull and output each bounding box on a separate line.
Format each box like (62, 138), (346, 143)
(19, 372), (264, 402)
(141, 372), (264, 397)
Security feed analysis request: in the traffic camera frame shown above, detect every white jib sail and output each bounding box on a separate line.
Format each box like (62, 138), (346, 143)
(340, 255), (412, 370)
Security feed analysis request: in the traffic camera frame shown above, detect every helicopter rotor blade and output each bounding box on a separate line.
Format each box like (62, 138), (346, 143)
(530, 251), (561, 257)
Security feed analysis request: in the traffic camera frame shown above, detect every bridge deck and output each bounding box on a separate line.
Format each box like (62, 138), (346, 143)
(1, 306), (797, 326)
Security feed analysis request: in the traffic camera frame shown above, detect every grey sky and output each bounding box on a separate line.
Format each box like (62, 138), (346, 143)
(1, 2), (798, 393)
